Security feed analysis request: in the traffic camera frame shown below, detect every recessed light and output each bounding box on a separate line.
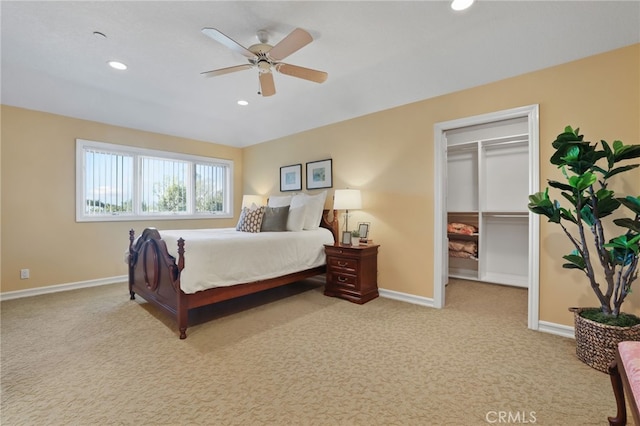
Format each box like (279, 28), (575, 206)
(108, 60), (127, 71)
(237, 100), (249, 106)
(451, 0), (475, 11)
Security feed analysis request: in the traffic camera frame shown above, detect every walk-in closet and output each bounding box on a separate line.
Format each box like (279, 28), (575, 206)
(433, 105), (539, 329)
(446, 118), (529, 288)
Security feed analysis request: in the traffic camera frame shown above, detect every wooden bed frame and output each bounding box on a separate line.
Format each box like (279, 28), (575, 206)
(128, 209), (339, 339)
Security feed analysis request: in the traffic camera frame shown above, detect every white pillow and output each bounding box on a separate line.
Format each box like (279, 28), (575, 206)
(303, 191), (327, 230)
(268, 195), (292, 208)
(287, 194), (307, 231)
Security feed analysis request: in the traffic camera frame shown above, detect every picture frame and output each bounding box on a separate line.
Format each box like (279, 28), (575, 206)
(280, 164), (302, 192)
(358, 222), (370, 239)
(306, 159), (332, 190)
(341, 231), (352, 245)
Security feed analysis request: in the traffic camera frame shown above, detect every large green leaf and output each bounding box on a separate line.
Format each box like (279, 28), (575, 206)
(548, 179), (573, 192)
(568, 172), (596, 191)
(561, 145), (581, 162)
(604, 235), (640, 264)
(606, 164), (640, 179)
(604, 234), (640, 250)
(559, 207), (577, 224)
(562, 252), (586, 270)
(602, 139), (615, 169)
(614, 218), (640, 233)
(619, 196), (640, 215)
(613, 140), (640, 162)
(580, 205), (595, 227)
(528, 190), (561, 223)
(552, 127), (583, 150)
(594, 188), (621, 218)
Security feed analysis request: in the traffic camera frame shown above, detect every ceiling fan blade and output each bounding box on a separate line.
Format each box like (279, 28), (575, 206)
(201, 64), (253, 78)
(259, 72), (276, 97)
(201, 28), (256, 59)
(275, 63), (328, 84)
(267, 28), (313, 61)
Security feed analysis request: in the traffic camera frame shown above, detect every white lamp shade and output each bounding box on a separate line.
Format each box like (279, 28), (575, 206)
(241, 195), (265, 208)
(333, 189), (362, 210)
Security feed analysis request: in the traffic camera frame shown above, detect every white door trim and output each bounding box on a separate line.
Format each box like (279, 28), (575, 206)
(432, 104), (540, 330)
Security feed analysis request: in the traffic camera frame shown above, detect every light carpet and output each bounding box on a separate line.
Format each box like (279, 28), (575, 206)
(1, 278), (618, 425)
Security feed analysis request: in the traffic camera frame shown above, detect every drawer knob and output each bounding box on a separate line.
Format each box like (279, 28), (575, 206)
(338, 276), (348, 283)
(338, 261), (348, 267)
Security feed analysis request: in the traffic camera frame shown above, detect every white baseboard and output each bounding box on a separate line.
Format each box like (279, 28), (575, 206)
(538, 320), (575, 339)
(378, 287), (436, 307)
(0, 275), (127, 301)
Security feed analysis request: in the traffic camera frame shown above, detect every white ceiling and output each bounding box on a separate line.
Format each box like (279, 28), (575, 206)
(2, 1), (639, 148)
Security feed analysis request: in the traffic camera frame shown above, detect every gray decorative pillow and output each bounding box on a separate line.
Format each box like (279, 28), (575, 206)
(261, 206), (289, 232)
(235, 208), (247, 231)
(237, 206), (265, 233)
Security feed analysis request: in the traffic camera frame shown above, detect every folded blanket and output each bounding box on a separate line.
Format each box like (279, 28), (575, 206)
(449, 239), (477, 255)
(447, 222), (477, 235)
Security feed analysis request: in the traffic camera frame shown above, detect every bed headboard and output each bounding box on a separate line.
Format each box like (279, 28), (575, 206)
(320, 209), (339, 242)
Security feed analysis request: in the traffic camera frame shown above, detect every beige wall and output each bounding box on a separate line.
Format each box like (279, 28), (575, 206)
(2, 44), (638, 328)
(1, 108), (242, 292)
(243, 44), (640, 327)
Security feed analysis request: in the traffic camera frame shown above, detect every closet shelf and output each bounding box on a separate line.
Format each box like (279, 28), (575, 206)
(482, 211), (529, 217)
(447, 233), (478, 240)
(448, 255), (478, 261)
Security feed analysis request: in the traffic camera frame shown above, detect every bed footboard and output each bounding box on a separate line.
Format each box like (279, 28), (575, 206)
(128, 228), (188, 337)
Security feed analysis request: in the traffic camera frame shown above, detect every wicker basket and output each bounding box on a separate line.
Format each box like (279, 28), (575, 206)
(570, 307), (640, 373)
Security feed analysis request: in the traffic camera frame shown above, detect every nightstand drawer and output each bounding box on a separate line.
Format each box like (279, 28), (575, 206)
(327, 256), (358, 272)
(327, 271), (357, 289)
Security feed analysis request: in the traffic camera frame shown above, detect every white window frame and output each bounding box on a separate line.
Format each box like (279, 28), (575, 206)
(76, 139), (234, 222)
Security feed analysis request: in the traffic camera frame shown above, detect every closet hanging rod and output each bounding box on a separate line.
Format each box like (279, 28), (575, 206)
(482, 139), (528, 148)
(478, 133), (529, 145)
(483, 213), (529, 218)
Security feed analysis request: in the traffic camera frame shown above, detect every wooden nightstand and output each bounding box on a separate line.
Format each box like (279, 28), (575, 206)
(324, 243), (379, 304)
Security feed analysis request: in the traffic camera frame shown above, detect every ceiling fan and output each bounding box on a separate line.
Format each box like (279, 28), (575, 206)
(201, 27), (328, 97)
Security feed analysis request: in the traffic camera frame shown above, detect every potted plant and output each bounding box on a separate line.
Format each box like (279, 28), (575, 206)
(351, 230), (360, 246)
(528, 125), (640, 372)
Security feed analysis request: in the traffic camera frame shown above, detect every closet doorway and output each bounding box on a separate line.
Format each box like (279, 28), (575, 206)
(433, 105), (540, 330)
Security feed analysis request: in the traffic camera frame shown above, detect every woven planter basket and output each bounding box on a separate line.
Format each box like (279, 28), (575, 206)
(570, 307), (640, 373)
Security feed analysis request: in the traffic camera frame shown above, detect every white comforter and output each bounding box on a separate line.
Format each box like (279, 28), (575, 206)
(159, 228), (334, 294)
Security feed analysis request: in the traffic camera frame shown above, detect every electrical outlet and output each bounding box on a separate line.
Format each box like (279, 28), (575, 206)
(20, 269), (29, 279)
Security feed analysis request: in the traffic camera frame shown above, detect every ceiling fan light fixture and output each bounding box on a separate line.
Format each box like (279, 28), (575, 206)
(451, 0), (475, 11)
(108, 60), (127, 70)
(257, 60), (271, 74)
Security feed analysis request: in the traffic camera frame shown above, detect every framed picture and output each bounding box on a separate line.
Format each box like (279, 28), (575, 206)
(358, 222), (370, 239)
(341, 231), (352, 245)
(280, 164), (302, 192)
(306, 159), (332, 190)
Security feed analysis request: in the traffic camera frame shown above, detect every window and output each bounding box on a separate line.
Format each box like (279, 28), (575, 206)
(76, 139), (233, 222)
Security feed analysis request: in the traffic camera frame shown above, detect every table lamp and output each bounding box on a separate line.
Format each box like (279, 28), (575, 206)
(333, 189), (362, 232)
